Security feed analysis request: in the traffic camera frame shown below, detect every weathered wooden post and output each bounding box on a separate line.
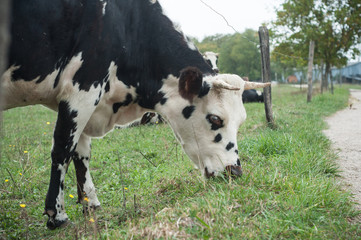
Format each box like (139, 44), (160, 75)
(258, 26), (274, 127)
(0, 0), (11, 159)
(307, 40), (315, 102)
(0, 0), (10, 101)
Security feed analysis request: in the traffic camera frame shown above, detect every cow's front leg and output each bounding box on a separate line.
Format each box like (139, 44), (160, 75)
(44, 99), (98, 230)
(73, 133), (100, 211)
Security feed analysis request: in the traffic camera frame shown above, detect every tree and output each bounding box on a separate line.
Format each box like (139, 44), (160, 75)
(194, 34), (231, 54)
(219, 29), (262, 80)
(272, 0), (361, 91)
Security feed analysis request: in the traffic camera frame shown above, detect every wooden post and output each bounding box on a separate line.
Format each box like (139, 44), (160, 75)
(0, 0), (10, 101)
(0, 0), (11, 159)
(320, 60), (324, 94)
(258, 26), (274, 127)
(307, 40), (315, 102)
(330, 66), (334, 94)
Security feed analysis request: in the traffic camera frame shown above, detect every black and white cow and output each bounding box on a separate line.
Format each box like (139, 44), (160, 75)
(242, 89), (264, 103)
(203, 51), (219, 73)
(1, 0), (270, 229)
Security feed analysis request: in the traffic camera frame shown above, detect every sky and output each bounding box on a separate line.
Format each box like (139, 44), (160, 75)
(158, 0), (283, 40)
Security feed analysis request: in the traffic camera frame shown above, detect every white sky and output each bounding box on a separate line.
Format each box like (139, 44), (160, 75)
(158, 0), (284, 40)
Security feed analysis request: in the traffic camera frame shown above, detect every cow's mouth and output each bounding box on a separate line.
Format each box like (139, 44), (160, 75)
(204, 165), (242, 178)
(225, 165), (243, 178)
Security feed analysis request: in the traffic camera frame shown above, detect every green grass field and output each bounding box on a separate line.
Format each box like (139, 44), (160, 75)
(1, 84), (361, 239)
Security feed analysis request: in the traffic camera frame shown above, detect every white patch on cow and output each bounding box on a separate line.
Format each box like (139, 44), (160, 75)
(56, 53), (84, 100)
(156, 74), (247, 176)
(186, 39), (197, 51)
(256, 90), (262, 96)
(150, 0), (157, 4)
(65, 81), (103, 139)
(82, 158), (101, 207)
(203, 51), (219, 72)
(100, 0), (107, 15)
(83, 62), (148, 137)
(1, 66), (59, 109)
(1, 52), (88, 112)
(74, 134), (100, 207)
(172, 23), (197, 51)
(54, 164), (68, 221)
(76, 134), (91, 156)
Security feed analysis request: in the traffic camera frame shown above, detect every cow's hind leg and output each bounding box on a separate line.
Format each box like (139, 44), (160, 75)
(44, 98), (99, 230)
(73, 133), (101, 212)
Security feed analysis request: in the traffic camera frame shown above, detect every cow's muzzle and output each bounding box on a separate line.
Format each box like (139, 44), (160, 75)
(204, 165), (243, 178)
(225, 165), (243, 178)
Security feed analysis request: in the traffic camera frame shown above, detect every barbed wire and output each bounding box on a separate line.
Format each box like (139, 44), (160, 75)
(199, 0), (308, 61)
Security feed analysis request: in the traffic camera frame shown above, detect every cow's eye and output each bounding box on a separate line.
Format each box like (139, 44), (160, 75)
(207, 114), (222, 127)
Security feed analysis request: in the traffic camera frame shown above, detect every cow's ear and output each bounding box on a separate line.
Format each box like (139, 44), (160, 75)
(178, 67), (203, 102)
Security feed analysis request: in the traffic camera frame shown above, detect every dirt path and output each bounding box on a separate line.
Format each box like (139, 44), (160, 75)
(323, 89), (361, 213)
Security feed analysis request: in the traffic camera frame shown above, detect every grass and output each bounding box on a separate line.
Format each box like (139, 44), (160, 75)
(1, 84), (361, 239)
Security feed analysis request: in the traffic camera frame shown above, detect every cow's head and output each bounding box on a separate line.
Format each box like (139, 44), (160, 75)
(203, 51), (219, 73)
(157, 67), (270, 178)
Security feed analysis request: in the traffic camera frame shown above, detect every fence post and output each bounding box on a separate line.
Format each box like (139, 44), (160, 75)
(307, 40), (315, 102)
(258, 26), (274, 127)
(0, 0), (11, 160)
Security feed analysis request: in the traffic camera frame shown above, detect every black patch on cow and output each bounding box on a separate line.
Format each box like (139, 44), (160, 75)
(237, 159), (241, 166)
(94, 91), (102, 106)
(226, 142), (235, 151)
(206, 114), (224, 130)
(73, 153), (87, 203)
(242, 89), (264, 103)
(160, 97), (167, 105)
(113, 93), (133, 113)
(205, 59), (212, 68)
(46, 100), (78, 214)
(214, 133), (222, 143)
(54, 101), (78, 155)
(235, 149), (238, 154)
(104, 81), (110, 93)
(198, 82), (210, 98)
(154, 91), (167, 106)
(182, 106), (195, 119)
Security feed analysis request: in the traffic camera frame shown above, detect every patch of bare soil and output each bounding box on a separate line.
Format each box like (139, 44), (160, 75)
(323, 89), (361, 218)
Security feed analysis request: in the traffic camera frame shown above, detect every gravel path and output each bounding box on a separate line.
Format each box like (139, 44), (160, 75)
(323, 89), (361, 213)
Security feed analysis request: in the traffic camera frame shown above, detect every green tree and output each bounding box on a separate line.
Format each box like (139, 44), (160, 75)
(272, 0), (361, 91)
(219, 29), (262, 80)
(194, 34), (231, 54)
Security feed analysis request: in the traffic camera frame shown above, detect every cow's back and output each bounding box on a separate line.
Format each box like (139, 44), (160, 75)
(3, 0), (212, 111)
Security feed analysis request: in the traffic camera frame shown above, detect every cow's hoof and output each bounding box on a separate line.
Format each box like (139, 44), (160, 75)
(47, 216), (72, 230)
(82, 205), (101, 215)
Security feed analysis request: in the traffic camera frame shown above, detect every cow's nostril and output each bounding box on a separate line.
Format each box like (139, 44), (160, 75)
(225, 165), (242, 178)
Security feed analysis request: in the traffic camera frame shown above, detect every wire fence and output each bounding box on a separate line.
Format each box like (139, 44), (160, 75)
(199, 0), (307, 61)
(198, 0), (361, 83)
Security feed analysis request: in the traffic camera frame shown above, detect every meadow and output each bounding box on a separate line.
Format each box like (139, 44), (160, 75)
(1, 84), (361, 239)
